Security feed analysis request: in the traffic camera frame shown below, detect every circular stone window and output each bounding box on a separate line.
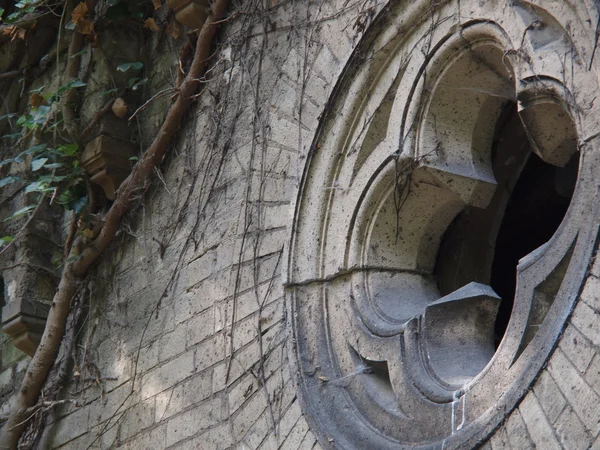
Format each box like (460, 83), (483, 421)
(287, 2), (600, 448)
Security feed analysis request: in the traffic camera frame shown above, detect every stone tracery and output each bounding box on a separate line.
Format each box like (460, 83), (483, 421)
(288, 1), (600, 448)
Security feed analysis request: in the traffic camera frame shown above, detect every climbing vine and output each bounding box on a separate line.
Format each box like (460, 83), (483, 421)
(0, 0), (230, 446)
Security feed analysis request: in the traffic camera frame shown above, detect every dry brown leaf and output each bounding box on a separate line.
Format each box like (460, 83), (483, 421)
(81, 228), (95, 239)
(2, 26), (26, 40)
(29, 93), (45, 108)
(166, 20), (181, 39)
(152, 0), (162, 10)
(144, 17), (160, 32)
(111, 98), (128, 119)
(71, 2), (88, 24)
(77, 19), (94, 35)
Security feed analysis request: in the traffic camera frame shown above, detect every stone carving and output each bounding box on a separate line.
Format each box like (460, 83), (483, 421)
(287, 1), (600, 448)
(81, 135), (136, 200)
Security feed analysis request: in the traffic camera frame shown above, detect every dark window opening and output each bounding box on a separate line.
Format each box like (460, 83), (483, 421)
(435, 103), (578, 348)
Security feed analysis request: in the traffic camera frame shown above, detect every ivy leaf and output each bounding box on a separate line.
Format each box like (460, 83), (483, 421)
(4, 204), (36, 221)
(0, 236), (13, 247)
(58, 143), (78, 156)
(116, 62), (144, 72)
(31, 157), (48, 171)
(70, 195), (88, 214)
(43, 162), (64, 170)
(57, 79), (87, 95)
(25, 181), (54, 194)
(0, 176), (20, 188)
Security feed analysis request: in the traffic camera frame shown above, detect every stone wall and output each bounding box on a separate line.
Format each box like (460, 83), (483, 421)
(3, 0), (600, 449)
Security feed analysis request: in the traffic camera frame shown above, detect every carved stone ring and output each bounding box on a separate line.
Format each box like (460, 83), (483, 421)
(287, 1), (600, 448)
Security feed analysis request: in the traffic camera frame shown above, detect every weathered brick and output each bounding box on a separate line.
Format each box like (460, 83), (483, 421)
(281, 415), (310, 449)
(241, 409), (274, 449)
(165, 397), (223, 447)
(141, 350), (195, 399)
(229, 372), (258, 415)
(155, 370), (213, 422)
(298, 430), (320, 450)
(519, 393), (561, 449)
(194, 333), (226, 372)
(232, 388), (269, 438)
(532, 371), (566, 424)
(504, 408), (534, 449)
(118, 398), (155, 442)
(548, 348), (600, 435)
(570, 301), (600, 348)
(184, 423), (234, 450)
(585, 354), (600, 396)
(554, 406), (592, 450)
(159, 325), (187, 362)
(116, 423), (167, 450)
(558, 324), (596, 373)
(50, 405), (90, 448)
(581, 275), (600, 309)
(185, 307), (214, 348)
(278, 399), (303, 443)
(488, 426), (510, 450)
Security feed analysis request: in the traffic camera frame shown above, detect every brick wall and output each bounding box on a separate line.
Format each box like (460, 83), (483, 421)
(7, 0), (600, 448)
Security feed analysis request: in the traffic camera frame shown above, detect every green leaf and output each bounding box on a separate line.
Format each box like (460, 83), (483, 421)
(31, 157), (48, 171)
(4, 204), (36, 221)
(71, 195), (88, 214)
(129, 156), (139, 161)
(102, 88), (120, 96)
(29, 85), (46, 94)
(127, 77), (140, 88)
(132, 78), (149, 91)
(58, 143), (78, 156)
(0, 7), (5, 20)
(24, 181), (54, 194)
(0, 176), (20, 188)
(65, 254), (83, 263)
(70, 49), (88, 59)
(116, 62), (144, 73)
(38, 174), (67, 184)
(0, 236), (13, 247)
(57, 79), (87, 95)
(43, 162), (64, 170)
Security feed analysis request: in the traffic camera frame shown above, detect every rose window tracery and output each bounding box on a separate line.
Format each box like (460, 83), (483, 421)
(287, 1), (600, 448)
